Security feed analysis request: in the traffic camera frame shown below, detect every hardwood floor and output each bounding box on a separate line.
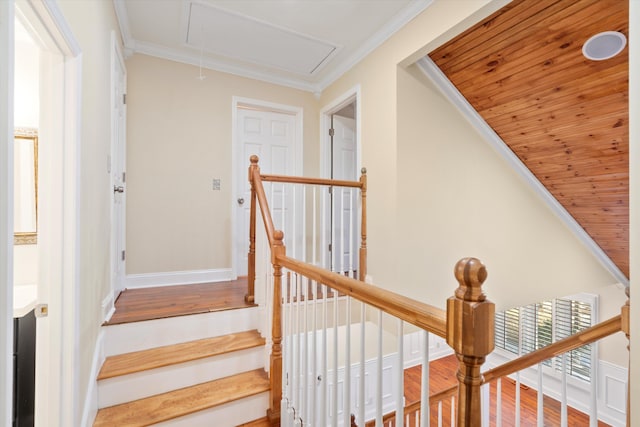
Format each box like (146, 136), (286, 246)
(105, 278), (254, 325)
(405, 355), (611, 427)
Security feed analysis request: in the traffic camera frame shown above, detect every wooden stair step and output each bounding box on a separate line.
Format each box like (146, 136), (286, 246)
(98, 330), (265, 380)
(93, 369), (270, 427)
(237, 416), (270, 426)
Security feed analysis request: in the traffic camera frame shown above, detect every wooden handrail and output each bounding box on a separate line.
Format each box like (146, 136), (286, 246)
(423, 313), (623, 408)
(261, 173), (363, 188)
(249, 156), (276, 246)
(482, 314), (622, 383)
(277, 254), (447, 337)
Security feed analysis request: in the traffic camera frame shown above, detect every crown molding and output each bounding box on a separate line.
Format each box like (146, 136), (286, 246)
(316, 0), (433, 91)
(111, 0), (432, 94)
(133, 39), (320, 93)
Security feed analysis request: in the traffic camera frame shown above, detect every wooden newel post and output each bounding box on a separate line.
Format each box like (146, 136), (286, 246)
(267, 230), (285, 426)
(359, 167), (367, 282)
(446, 258), (494, 427)
(621, 286), (630, 427)
(246, 155), (259, 303)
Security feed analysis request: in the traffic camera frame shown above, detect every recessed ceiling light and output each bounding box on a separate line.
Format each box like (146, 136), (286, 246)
(582, 31), (627, 61)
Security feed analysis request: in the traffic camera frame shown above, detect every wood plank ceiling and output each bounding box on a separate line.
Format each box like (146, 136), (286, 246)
(429, 0), (629, 278)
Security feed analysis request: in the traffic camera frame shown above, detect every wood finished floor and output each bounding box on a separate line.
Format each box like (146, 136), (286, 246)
(405, 355), (611, 427)
(105, 278), (254, 325)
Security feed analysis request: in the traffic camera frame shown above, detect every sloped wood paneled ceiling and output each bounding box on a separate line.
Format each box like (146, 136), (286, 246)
(429, 0), (629, 277)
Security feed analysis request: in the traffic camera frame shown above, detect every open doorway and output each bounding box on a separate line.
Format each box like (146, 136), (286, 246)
(321, 87), (361, 273)
(10, 3), (81, 425)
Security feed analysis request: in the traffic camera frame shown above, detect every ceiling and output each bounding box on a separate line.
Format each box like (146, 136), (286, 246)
(428, 0), (629, 279)
(113, 0), (432, 93)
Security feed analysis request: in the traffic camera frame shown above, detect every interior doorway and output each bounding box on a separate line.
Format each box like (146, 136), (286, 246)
(321, 87), (361, 273)
(232, 97), (303, 280)
(11, 2), (81, 425)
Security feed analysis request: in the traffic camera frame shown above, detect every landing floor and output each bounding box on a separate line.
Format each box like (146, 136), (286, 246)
(105, 278), (253, 325)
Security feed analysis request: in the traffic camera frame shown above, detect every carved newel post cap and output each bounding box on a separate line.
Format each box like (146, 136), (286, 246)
(274, 230), (284, 243)
(250, 155), (259, 165)
(447, 257), (494, 356)
(454, 257), (487, 302)
(361, 167), (367, 174)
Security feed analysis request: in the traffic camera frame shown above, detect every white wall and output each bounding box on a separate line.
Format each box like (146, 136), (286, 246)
(125, 54), (320, 275)
(56, 1), (122, 421)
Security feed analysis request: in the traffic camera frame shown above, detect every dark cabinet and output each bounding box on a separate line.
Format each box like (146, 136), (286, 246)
(13, 309), (35, 427)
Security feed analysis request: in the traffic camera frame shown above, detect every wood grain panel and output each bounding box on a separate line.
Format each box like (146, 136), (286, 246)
(429, 0), (629, 277)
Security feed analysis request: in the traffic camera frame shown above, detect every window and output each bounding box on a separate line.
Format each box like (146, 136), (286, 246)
(494, 295), (596, 382)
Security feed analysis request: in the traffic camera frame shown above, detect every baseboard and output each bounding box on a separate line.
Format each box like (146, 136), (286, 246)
(125, 268), (233, 289)
(101, 293), (115, 323)
(80, 329), (105, 427)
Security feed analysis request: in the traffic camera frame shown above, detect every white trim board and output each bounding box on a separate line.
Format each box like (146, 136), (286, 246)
(125, 268), (233, 289)
(416, 57), (629, 286)
(0, 2), (15, 424)
(80, 329), (105, 427)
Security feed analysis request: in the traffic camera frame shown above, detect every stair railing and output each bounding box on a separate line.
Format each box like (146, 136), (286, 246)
(245, 154), (367, 304)
(247, 156), (631, 427)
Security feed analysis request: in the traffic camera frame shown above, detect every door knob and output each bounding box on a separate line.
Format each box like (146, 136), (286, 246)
(114, 185), (124, 193)
(237, 198), (245, 205)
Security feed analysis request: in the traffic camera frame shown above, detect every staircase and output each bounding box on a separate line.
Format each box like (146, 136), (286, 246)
(93, 303), (271, 426)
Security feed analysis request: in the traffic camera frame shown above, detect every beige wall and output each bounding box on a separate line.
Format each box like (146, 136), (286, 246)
(321, 0), (625, 365)
(125, 54), (320, 274)
(57, 1), (121, 422)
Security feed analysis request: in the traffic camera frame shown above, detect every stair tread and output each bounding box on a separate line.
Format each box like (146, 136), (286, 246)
(98, 330), (265, 380)
(93, 369), (270, 427)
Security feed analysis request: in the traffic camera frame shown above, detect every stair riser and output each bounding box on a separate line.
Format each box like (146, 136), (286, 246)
(104, 307), (260, 356)
(98, 347), (265, 408)
(152, 392), (269, 427)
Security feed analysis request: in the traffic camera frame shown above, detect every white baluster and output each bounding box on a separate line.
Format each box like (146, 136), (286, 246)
(294, 275), (301, 415)
(497, 378), (502, 427)
(302, 278), (308, 423)
(359, 302), (366, 427)
(339, 187), (345, 275)
(348, 188), (354, 277)
(537, 364), (543, 427)
(331, 186), (336, 272)
(420, 331), (430, 427)
(590, 344), (597, 427)
(396, 320), (404, 427)
(332, 288), (339, 427)
(312, 186), (317, 266)
(321, 284), (328, 427)
(292, 183), (297, 259)
(481, 383), (490, 427)
(515, 372), (521, 427)
(451, 396), (455, 427)
(561, 354), (567, 427)
(344, 297), (352, 427)
(321, 186), (327, 269)
(437, 401), (442, 427)
(312, 279), (318, 426)
(376, 310), (383, 426)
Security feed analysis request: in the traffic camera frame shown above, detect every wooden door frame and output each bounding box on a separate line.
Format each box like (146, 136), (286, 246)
(231, 96), (303, 280)
(319, 86), (361, 269)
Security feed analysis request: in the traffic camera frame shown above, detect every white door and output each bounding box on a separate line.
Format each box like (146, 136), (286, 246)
(235, 107), (297, 276)
(111, 36), (127, 302)
(330, 114), (358, 274)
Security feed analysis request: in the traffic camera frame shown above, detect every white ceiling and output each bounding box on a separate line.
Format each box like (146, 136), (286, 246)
(113, 0), (433, 93)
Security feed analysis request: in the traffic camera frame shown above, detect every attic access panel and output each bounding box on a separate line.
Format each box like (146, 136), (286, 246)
(186, 2), (338, 76)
